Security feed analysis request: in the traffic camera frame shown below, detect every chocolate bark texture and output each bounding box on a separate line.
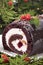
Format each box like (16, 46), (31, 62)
(30, 28), (43, 56)
(30, 39), (43, 56)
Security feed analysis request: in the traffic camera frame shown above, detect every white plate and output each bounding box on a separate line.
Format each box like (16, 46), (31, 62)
(0, 35), (43, 59)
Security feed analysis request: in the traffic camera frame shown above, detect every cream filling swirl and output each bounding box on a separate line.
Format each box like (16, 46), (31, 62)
(5, 28), (27, 52)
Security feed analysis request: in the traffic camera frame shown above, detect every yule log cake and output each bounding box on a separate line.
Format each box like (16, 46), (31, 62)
(2, 20), (33, 55)
(2, 19), (43, 55)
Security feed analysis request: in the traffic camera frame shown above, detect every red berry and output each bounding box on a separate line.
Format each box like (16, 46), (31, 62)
(25, 14), (31, 20)
(24, 57), (31, 62)
(1, 54), (9, 63)
(20, 15), (26, 20)
(8, 1), (13, 6)
(3, 59), (9, 63)
(18, 41), (23, 48)
(23, 0), (28, 2)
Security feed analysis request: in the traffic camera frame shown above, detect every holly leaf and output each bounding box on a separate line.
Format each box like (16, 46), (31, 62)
(30, 17), (39, 27)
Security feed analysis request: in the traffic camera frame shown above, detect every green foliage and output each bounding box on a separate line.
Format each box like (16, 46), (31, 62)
(28, 10), (36, 16)
(0, 54), (43, 65)
(0, 0), (14, 23)
(0, 0), (20, 32)
(18, 0), (43, 14)
(30, 17), (39, 27)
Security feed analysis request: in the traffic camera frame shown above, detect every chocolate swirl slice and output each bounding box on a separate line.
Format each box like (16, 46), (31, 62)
(2, 20), (33, 55)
